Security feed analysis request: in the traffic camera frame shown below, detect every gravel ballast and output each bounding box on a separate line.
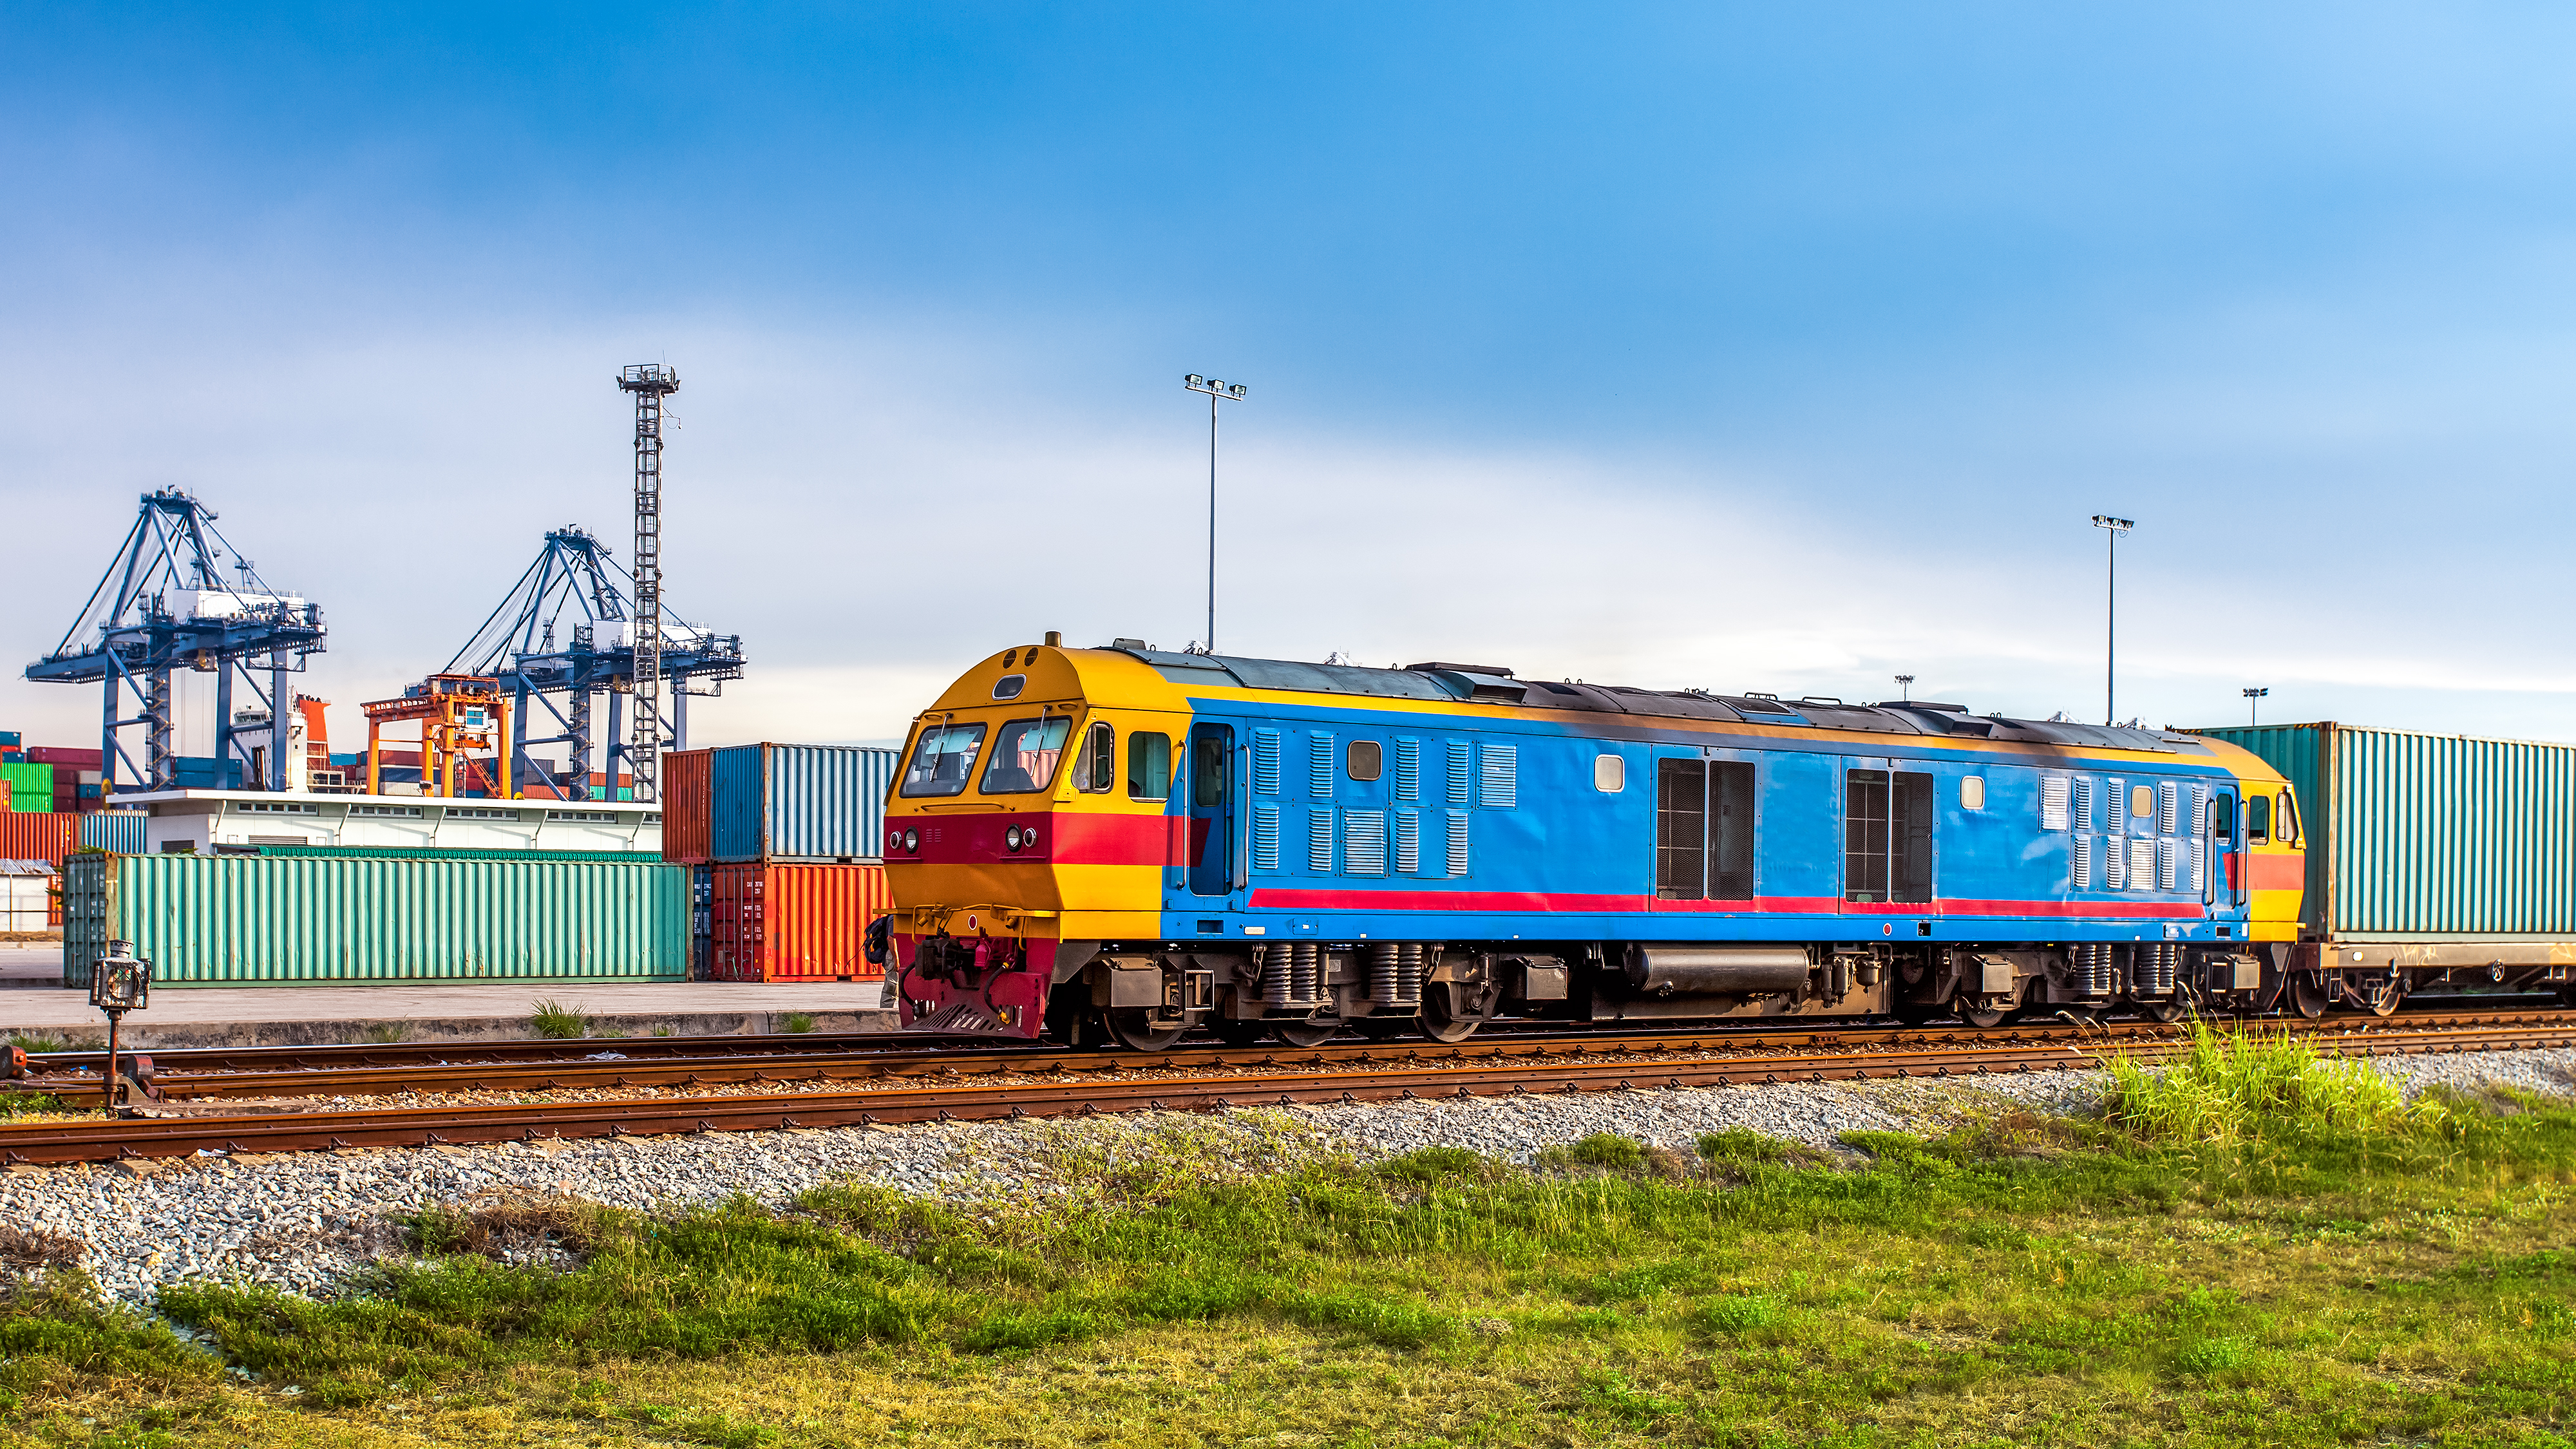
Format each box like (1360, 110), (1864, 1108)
(4, 1046), (2571, 1309)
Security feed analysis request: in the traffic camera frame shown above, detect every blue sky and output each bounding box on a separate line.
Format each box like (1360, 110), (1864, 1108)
(4, 3), (2574, 755)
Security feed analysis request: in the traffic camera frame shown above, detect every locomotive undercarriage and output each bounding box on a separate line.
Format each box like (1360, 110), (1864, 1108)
(1032, 938), (2319, 1048)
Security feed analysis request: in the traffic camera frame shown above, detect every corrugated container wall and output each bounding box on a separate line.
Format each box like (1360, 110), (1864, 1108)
(2194, 722), (2576, 940)
(704, 861), (891, 981)
(0, 813), (81, 866)
(663, 748), (712, 864)
(1, 762), (53, 812)
(709, 744), (895, 862)
(61, 853), (687, 987)
(80, 811), (146, 855)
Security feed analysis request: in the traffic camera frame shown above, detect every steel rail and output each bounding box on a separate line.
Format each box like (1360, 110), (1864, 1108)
(27, 1004), (2571, 1078)
(27, 1011), (2576, 1107)
(3, 1023), (2570, 1166)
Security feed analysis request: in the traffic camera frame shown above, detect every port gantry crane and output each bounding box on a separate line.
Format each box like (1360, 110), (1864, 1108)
(444, 526), (744, 801)
(23, 490), (327, 795)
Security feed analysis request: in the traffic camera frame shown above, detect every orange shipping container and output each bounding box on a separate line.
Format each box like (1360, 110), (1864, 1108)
(663, 748), (712, 864)
(0, 813), (81, 866)
(705, 861), (889, 981)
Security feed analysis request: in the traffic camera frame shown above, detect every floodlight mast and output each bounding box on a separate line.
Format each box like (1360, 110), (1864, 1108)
(1183, 374), (1249, 654)
(619, 365), (680, 804)
(2090, 515), (2135, 726)
(2244, 687), (2268, 726)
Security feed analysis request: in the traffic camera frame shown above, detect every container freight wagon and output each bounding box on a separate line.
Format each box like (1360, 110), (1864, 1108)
(2193, 723), (2576, 1014)
(703, 862), (892, 981)
(61, 852), (688, 987)
(708, 744), (895, 862)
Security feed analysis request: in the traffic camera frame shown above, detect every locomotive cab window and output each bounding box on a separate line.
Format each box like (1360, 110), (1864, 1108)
(1846, 768), (1935, 904)
(981, 717), (1072, 794)
(2278, 790), (2301, 846)
(1347, 739), (1383, 782)
(2246, 792), (2271, 844)
(1656, 759), (1755, 900)
(1126, 732), (1173, 801)
(2211, 791), (2235, 838)
(1076, 721), (1115, 792)
(899, 723), (987, 798)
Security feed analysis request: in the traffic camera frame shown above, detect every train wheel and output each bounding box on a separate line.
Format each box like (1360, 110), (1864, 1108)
(2289, 972), (2330, 1021)
(1098, 1009), (1188, 1052)
(2143, 998), (2192, 1024)
(1958, 999), (2011, 1029)
(1275, 1019), (1340, 1048)
(1419, 986), (1488, 1043)
(2363, 978), (2403, 1018)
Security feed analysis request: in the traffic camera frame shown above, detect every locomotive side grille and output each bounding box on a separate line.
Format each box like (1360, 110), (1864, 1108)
(2042, 775), (2071, 831)
(2159, 781), (2180, 835)
(1393, 738), (1421, 802)
(1394, 809), (1420, 874)
(2072, 834), (2092, 889)
(2106, 831), (2127, 888)
(2105, 777), (2126, 835)
(1308, 810), (1335, 873)
(1446, 743), (1473, 805)
(2189, 782), (2210, 834)
(1252, 729), (1282, 795)
(1252, 803), (1281, 873)
(1309, 732), (1336, 797)
(2070, 776), (2092, 832)
(2129, 838), (2155, 891)
(1344, 811), (1388, 875)
(1445, 810), (1470, 876)
(1479, 743), (1518, 809)
(2157, 837), (2179, 891)
(2190, 837), (2206, 892)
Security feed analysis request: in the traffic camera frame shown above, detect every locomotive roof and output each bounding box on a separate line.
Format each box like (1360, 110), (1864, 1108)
(1104, 644), (2205, 755)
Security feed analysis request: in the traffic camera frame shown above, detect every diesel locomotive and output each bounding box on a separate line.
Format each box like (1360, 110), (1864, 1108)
(875, 638), (2315, 1047)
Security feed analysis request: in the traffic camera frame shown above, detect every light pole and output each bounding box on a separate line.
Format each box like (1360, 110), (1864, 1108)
(1184, 374), (1249, 654)
(2090, 515), (2134, 724)
(2244, 687), (2268, 726)
(1893, 674), (1915, 702)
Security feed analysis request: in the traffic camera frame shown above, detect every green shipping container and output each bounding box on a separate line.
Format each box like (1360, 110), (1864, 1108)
(1, 762), (53, 813)
(61, 853), (687, 987)
(2192, 723), (2576, 941)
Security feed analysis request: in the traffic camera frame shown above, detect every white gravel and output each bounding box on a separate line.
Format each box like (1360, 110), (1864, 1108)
(4, 1046), (2570, 1311)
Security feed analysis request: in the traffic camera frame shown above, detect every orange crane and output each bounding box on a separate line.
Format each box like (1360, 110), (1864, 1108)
(359, 674), (513, 798)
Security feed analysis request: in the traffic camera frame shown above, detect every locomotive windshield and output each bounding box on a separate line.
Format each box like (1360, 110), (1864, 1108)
(900, 723), (987, 797)
(981, 717), (1072, 794)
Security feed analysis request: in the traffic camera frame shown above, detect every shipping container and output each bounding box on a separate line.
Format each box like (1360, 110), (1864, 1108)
(24, 747), (102, 769)
(703, 861), (891, 981)
(1, 762), (54, 812)
(80, 811), (146, 854)
(239, 844), (645, 860)
(2, 871), (54, 933)
(0, 732), (19, 748)
(0, 813), (80, 866)
(663, 748), (712, 864)
(61, 852), (687, 987)
(2194, 723), (2576, 940)
(709, 743), (895, 862)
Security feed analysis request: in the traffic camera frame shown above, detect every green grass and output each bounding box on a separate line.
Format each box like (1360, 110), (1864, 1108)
(357, 1023), (412, 1046)
(527, 999), (588, 1040)
(778, 1013), (815, 1035)
(6, 1034), (100, 1056)
(6, 1028), (2575, 1446)
(0, 1092), (66, 1118)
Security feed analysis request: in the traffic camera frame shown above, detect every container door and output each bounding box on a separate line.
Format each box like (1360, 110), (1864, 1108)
(2210, 788), (2240, 909)
(1186, 724), (1235, 897)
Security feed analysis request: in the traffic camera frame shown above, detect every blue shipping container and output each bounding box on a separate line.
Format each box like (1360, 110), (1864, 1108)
(710, 743), (895, 862)
(80, 811), (146, 854)
(172, 756), (243, 790)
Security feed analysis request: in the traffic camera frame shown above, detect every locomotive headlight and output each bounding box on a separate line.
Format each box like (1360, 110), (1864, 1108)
(902, 829), (919, 853)
(1021, 824), (1038, 849)
(1005, 826), (1024, 851)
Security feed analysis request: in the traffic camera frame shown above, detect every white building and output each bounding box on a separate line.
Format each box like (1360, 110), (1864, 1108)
(109, 791), (663, 855)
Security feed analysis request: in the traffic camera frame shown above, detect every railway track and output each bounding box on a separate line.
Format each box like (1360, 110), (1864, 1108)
(1, 1012), (2569, 1165)
(24, 1009), (2576, 1106)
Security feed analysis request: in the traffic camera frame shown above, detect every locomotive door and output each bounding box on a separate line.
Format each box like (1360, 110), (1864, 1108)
(2210, 788), (2241, 910)
(1185, 723), (1236, 898)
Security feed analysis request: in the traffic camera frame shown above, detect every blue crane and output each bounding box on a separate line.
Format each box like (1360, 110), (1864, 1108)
(24, 490), (327, 794)
(445, 526), (744, 800)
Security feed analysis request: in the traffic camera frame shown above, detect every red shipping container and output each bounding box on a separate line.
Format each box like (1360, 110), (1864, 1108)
(663, 749), (711, 864)
(24, 748), (104, 769)
(0, 813), (81, 866)
(705, 861), (890, 981)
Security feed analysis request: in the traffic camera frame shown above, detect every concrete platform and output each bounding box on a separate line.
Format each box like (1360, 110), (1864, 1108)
(0, 948), (898, 1048)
